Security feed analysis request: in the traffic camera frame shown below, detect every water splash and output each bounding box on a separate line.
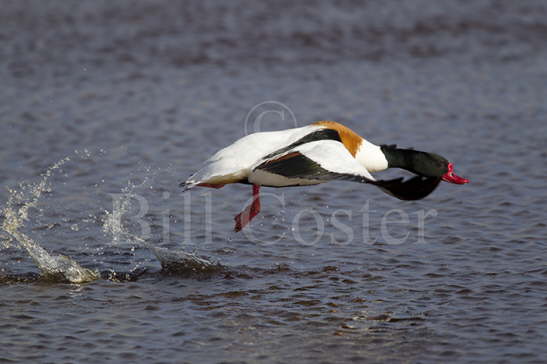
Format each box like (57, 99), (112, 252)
(138, 236), (222, 276)
(1, 157), (99, 283)
(102, 179), (221, 275)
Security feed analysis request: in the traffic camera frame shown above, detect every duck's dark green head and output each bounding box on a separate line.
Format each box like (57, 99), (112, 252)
(381, 145), (469, 184)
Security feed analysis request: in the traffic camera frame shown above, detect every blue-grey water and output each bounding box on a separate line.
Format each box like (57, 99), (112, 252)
(1, 1), (547, 363)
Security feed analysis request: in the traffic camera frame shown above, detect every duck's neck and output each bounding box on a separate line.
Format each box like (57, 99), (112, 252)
(355, 139), (389, 173)
(380, 145), (433, 176)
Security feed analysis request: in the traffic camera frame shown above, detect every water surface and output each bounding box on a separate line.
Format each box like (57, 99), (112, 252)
(1, 1), (546, 363)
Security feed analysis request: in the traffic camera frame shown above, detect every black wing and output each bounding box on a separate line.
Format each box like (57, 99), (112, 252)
(255, 151), (371, 184)
(369, 176), (441, 201)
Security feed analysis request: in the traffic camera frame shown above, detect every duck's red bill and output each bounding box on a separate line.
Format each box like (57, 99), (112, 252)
(441, 163), (469, 184)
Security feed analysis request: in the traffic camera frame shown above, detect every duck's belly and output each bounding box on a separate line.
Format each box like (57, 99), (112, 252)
(248, 169), (323, 187)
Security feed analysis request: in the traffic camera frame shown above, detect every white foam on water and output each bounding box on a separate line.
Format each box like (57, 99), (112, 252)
(1, 157), (99, 283)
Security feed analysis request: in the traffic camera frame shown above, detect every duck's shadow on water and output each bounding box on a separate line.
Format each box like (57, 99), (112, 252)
(0, 263), (225, 285)
(0, 250), (229, 285)
(0, 245), (360, 284)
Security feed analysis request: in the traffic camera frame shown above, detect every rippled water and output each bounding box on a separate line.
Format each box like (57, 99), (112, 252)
(1, 1), (546, 363)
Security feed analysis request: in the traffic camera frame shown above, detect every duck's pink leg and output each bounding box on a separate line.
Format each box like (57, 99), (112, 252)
(234, 184), (261, 232)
